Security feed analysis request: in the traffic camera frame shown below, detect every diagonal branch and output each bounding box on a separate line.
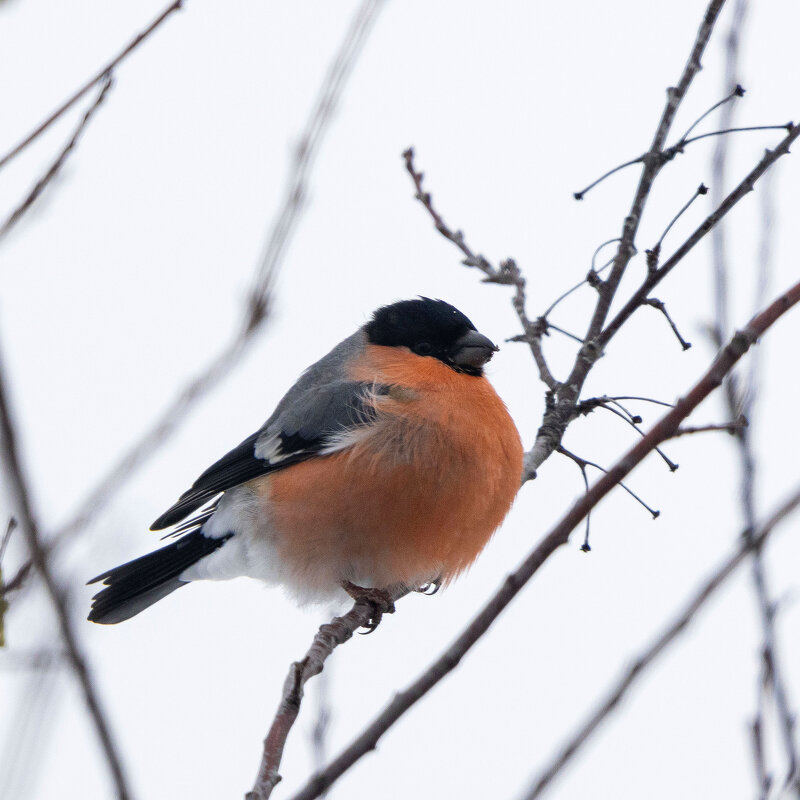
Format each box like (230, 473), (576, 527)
(0, 353), (131, 798)
(0, 0), (183, 172)
(246, 587), (409, 800)
(573, 0), (726, 356)
(0, 74), (115, 241)
(287, 279), (800, 800)
(518, 483), (800, 800)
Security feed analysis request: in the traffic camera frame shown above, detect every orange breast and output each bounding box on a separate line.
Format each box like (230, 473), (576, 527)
(253, 346), (523, 591)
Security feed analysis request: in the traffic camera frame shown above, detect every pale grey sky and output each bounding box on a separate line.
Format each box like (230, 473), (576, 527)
(1, 2), (799, 799)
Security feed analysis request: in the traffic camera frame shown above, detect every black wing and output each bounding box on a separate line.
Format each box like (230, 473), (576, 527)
(150, 381), (387, 530)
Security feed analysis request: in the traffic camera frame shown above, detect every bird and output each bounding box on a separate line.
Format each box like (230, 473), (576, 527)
(88, 298), (523, 625)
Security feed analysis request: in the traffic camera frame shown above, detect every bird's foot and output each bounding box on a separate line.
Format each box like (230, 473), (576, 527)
(341, 580), (396, 633)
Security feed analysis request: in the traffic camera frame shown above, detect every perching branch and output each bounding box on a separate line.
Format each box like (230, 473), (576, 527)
(246, 587), (408, 800)
(0, 353), (131, 798)
(518, 483), (800, 800)
(287, 278), (800, 800)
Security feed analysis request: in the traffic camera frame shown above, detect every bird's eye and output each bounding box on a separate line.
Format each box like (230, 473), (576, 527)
(414, 342), (433, 355)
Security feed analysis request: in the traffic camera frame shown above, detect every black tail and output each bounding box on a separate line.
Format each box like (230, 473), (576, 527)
(87, 531), (231, 624)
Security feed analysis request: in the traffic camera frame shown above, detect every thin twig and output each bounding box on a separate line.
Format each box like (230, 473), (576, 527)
(0, 0), (183, 171)
(518, 483), (800, 800)
(573, 155), (644, 200)
(558, 446), (660, 519)
(610, 395), (675, 408)
(644, 297), (692, 350)
(246, 587), (409, 800)
(0, 518), (18, 648)
(589, 399), (678, 472)
(403, 148), (559, 391)
(539, 239), (619, 320)
(0, 74), (114, 241)
(670, 417), (747, 438)
(676, 82), (745, 144)
(652, 183), (708, 254)
(523, 0), (729, 482)
(0, 519), (16, 566)
(681, 123), (793, 149)
(597, 121), (800, 349)
(287, 278), (800, 800)
(0, 352), (131, 798)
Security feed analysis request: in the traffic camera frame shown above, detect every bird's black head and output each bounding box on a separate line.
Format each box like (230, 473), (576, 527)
(364, 298), (498, 376)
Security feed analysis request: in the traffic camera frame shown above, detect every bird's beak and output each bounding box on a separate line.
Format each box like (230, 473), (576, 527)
(451, 330), (499, 369)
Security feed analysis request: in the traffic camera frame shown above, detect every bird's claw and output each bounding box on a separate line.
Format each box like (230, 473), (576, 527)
(341, 581), (396, 633)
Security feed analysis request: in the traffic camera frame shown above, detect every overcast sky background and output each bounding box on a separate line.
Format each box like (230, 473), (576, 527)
(1, 1), (799, 799)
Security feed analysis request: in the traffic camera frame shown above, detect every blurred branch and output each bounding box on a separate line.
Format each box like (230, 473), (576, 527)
(287, 279), (800, 800)
(0, 518), (17, 647)
(0, 353), (131, 798)
(709, 4), (799, 786)
(0, 74), (114, 241)
(0, 0), (183, 171)
(9, 0), (387, 586)
(670, 417), (747, 438)
(519, 483), (800, 800)
(246, 586), (409, 800)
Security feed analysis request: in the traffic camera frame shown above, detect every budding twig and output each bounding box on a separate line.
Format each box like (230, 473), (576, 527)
(645, 297), (692, 351)
(403, 147), (559, 391)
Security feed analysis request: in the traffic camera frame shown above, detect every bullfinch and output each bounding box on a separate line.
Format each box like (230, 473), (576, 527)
(88, 298), (523, 624)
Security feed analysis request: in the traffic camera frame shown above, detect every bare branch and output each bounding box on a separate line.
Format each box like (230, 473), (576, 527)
(523, 0), (730, 482)
(670, 417), (747, 438)
(652, 183), (708, 255)
(519, 483), (800, 800)
(246, 587), (409, 800)
(0, 354), (131, 798)
(598, 121), (800, 349)
(586, 399), (679, 471)
(539, 238), (619, 319)
(402, 148), (559, 392)
(0, 518), (18, 648)
(287, 279), (800, 800)
(677, 81), (745, 143)
(644, 297), (692, 350)
(0, 0), (183, 171)
(0, 74), (114, 241)
(0, 519), (16, 567)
